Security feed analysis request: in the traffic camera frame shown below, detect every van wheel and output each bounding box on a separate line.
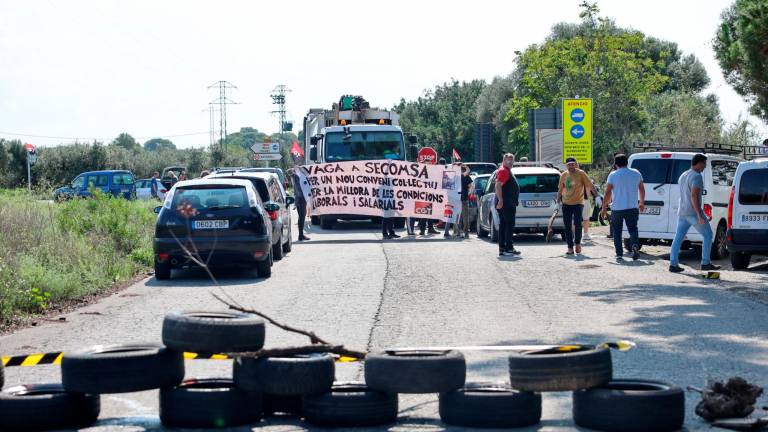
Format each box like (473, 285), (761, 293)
(730, 252), (751, 270)
(320, 216), (335, 230)
(311, 216), (320, 226)
(155, 261), (171, 280)
(711, 223), (728, 260)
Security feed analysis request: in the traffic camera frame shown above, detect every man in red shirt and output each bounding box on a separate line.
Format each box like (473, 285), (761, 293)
(495, 153), (521, 256)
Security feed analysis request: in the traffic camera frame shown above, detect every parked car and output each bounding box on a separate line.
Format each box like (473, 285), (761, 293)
(626, 151), (741, 258)
(239, 167), (289, 190)
(135, 179), (154, 199)
(477, 165), (563, 241)
(53, 170), (136, 201)
(726, 157), (768, 269)
(152, 178), (275, 280)
(464, 162), (498, 176)
(466, 174), (492, 230)
(207, 170), (295, 261)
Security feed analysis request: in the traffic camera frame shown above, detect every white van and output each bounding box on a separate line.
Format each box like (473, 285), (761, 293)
(726, 158), (768, 269)
(625, 151), (741, 259)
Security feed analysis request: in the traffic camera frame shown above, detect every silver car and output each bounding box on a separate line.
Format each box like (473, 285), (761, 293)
(477, 166), (564, 242)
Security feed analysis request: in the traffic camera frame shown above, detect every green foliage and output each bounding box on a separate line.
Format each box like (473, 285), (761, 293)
(0, 190), (154, 325)
(714, 0), (768, 121)
(143, 138), (176, 151)
(642, 92), (723, 145)
(396, 79), (486, 160)
(111, 132), (139, 151)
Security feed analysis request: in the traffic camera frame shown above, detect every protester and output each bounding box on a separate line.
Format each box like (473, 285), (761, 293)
(444, 162), (465, 238)
(669, 154), (720, 272)
(150, 171), (160, 200)
(178, 170), (188, 181)
(557, 157), (595, 254)
(167, 171), (179, 185)
(600, 154), (645, 261)
(495, 153), (520, 256)
(460, 164), (473, 238)
(290, 167), (310, 241)
(381, 217), (399, 239)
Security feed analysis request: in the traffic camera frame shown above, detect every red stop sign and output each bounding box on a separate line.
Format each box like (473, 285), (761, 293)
(417, 147), (438, 165)
(24, 143), (36, 153)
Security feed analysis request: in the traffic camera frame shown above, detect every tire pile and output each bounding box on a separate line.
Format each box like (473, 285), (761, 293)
(0, 311), (686, 431)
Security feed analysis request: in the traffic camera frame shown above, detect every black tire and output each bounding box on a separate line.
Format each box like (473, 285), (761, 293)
(263, 393), (303, 416)
(573, 379), (684, 432)
(234, 353), (335, 395)
(623, 238), (642, 252)
(0, 383), (100, 431)
(256, 250), (272, 278)
(282, 228), (292, 253)
(508, 346), (612, 392)
(303, 381), (398, 427)
(320, 216), (335, 230)
(160, 378), (262, 428)
(272, 236), (284, 261)
(439, 382), (541, 428)
(62, 343), (184, 394)
(311, 215), (320, 226)
(162, 311), (265, 354)
(0, 359), (4, 390)
(730, 251), (751, 270)
(490, 221), (499, 243)
(477, 217), (489, 238)
(155, 260), (171, 280)
(364, 350), (465, 394)
(712, 223), (729, 260)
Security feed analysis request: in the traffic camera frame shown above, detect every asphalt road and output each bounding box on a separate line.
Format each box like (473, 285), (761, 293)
(2, 220), (768, 431)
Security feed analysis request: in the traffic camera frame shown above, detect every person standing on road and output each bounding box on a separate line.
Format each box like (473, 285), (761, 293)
(150, 171), (160, 200)
(669, 154), (720, 273)
(460, 164), (473, 238)
(495, 153), (520, 256)
(557, 157), (595, 255)
(600, 154), (645, 261)
(444, 162), (465, 238)
(291, 168), (310, 241)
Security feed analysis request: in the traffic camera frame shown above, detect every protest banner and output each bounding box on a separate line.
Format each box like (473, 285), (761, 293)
(295, 160), (461, 222)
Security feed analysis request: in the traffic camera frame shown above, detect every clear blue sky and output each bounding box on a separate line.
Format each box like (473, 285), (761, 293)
(0, 0), (765, 148)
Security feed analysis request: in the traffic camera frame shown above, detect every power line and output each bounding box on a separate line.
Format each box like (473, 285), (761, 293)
(208, 81), (238, 152)
(270, 84), (291, 166)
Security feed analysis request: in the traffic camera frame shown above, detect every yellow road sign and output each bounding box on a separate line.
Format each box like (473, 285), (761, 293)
(562, 98), (593, 164)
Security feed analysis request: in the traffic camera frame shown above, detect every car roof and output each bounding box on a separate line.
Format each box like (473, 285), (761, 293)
(473, 173), (492, 178)
(740, 158), (768, 168)
(173, 178), (254, 188)
(510, 167), (561, 175)
(630, 151), (742, 161)
(80, 170), (132, 175)
(207, 172), (278, 182)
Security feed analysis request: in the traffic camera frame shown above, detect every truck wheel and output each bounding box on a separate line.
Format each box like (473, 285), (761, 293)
(573, 379), (684, 432)
(256, 250), (272, 278)
(155, 260), (171, 280)
(711, 223), (728, 260)
(0, 384), (100, 431)
(320, 216), (335, 230)
(272, 237), (284, 261)
(730, 252), (751, 270)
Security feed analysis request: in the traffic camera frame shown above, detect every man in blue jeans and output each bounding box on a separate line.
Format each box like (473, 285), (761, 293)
(600, 154), (645, 261)
(669, 154), (720, 272)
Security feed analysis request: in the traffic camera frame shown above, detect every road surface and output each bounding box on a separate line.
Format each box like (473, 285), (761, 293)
(2, 222), (767, 431)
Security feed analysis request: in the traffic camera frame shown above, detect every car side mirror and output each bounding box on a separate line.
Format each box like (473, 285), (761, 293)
(153, 206), (162, 214)
(285, 196), (295, 206)
(309, 146), (317, 161)
(264, 202), (280, 212)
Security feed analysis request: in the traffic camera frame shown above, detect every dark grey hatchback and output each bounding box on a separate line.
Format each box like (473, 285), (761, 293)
(153, 179), (275, 280)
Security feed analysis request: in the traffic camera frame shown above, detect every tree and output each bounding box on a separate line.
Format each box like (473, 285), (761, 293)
(143, 138), (176, 151)
(396, 79), (486, 159)
(714, 0), (768, 121)
(642, 92), (722, 145)
(111, 133), (138, 151)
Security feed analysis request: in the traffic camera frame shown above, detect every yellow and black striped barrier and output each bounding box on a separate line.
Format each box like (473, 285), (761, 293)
(2, 352), (359, 367)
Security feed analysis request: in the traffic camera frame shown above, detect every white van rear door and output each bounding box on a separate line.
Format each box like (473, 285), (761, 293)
(667, 157), (693, 234)
(734, 164), (768, 229)
(629, 156), (673, 233)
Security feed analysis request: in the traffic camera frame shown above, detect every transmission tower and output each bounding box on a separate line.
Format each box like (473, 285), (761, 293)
(208, 81), (238, 152)
(270, 85), (291, 145)
(202, 105), (219, 147)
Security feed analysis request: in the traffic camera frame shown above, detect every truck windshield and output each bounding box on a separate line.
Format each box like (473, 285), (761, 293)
(325, 131), (404, 162)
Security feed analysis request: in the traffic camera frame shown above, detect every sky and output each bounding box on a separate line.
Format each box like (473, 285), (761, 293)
(0, 0), (765, 149)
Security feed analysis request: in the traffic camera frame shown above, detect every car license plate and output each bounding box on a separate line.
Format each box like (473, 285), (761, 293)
(741, 214), (768, 223)
(642, 207), (661, 215)
(524, 200), (551, 208)
(193, 220), (229, 229)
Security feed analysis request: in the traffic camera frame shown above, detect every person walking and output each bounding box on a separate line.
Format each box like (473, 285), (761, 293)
(495, 153), (520, 256)
(557, 157), (595, 254)
(150, 171), (160, 200)
(600, 154), (645, 261)
(460, 164), (473, 238)
(669, 154), (720, 273)
(290, 167), (310, 241)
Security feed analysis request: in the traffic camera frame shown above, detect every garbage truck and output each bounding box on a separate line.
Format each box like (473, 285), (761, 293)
(302, 95), (417, 229)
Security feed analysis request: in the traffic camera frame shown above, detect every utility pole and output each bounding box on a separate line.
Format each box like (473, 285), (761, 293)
(208, 81), (238, 153)
(202, 105), (219, 148)
(270, 85), (291, 167)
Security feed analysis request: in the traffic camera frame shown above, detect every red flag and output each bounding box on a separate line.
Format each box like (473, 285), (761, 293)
(290, 141), (305, 164)
(452, 148), (461, 161)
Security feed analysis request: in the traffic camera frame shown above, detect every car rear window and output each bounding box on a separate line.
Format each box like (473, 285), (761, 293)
(738, 169), (768, 205)
(113, 173), (134, 185)
(516, 174), (559, 193)
(631, 159), (671, 184)
(467, 164), (497, 175)
(172, 187), (248, 211)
